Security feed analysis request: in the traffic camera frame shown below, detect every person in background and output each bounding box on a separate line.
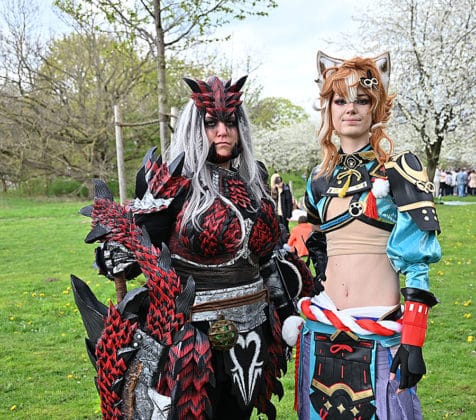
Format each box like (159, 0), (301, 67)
(273, 176), (293, 232)
(468, 169), (476, 196)
(270, 171), (281, 202)
(287, 215), (313, 258)
(439, 168), (447, 196)
(72, 75), (303, 420)
(456, 168), (468, 197)
(447, 169), (457, 196)
(282, 51), (441, 420)
(445, 170), (452, 196)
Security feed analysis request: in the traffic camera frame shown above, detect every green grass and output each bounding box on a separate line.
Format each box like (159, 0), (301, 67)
(0, 194), (474, 419)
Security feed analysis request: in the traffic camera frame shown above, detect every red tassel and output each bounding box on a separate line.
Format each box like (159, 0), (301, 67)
(365, 190), (378, 219)
(294, 325), (302, 412)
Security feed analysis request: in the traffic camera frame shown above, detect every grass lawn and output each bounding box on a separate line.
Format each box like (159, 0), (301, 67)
(0, 194), (474, 419)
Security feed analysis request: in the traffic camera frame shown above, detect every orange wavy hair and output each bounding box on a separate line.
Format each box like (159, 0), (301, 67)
(317, 57), (396, 177)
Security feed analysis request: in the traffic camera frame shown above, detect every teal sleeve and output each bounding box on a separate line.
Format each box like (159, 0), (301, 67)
(387, 211), (441, 291)
(305, 175), (318, 211)
(304, 173), (323, 226)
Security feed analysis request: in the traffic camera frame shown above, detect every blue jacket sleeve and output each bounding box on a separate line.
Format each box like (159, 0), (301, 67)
(304, 171), (323, 225)
(387, 211), (441, 291)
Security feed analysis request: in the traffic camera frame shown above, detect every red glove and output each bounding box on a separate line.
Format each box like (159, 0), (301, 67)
(390, 288), (438, 390)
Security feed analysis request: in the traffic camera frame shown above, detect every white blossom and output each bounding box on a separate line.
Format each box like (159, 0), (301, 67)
(252, 120), (321, 173)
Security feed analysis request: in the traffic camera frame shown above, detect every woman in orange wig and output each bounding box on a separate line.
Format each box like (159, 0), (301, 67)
(282, 52), (441, 419)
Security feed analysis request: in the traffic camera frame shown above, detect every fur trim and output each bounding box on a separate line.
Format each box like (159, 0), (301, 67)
(372, 178), (389, 198)
(282, 315), (304, 347)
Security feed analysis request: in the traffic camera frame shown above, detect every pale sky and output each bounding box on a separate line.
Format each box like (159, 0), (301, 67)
(213, 0), (372, 113)
(41, 0), (372, 114)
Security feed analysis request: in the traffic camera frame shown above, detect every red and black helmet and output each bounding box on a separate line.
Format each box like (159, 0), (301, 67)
(183, 75), (247, 121)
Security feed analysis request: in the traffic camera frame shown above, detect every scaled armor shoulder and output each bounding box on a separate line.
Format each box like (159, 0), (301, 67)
(385, 151), (440, 232)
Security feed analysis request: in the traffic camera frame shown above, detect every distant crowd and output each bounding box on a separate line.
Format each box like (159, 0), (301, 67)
(433, 167), (476, 198)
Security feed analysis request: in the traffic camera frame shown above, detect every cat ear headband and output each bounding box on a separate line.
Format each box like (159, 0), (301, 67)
(315, 50), (391, 92)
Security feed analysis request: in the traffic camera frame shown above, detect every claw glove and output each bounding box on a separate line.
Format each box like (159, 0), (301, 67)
(95, 241), (138, 280)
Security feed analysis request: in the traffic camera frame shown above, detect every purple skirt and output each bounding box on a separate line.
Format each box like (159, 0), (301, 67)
(297, 324), (423, 420)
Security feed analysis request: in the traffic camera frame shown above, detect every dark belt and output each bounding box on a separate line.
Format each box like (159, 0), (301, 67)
(173, 259), (260, 290)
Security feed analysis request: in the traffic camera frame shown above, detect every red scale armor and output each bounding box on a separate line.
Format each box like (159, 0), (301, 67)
(95, 304), (138, 419)
(169, 169), (279, 265)
(249, 199), (280, 257)
(227, 178), (252, 208)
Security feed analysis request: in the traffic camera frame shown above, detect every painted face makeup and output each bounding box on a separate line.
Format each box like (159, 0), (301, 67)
(204, 113), (240, 165)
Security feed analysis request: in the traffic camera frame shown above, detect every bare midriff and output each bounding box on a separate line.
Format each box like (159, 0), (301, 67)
(322, 195), (400, 309)
(324, 253), (400, 309)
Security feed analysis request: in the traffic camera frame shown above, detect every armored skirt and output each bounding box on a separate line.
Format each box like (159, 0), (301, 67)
(170, 258), (286, 419)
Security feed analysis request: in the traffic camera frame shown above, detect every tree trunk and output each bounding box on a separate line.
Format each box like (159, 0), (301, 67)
(84, 178), (95, 200)
(154, 0), (170, 157)
(425, 136), (443, 183)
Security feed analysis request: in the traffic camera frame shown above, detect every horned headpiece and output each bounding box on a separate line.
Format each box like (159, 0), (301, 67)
(315, 51), (391, 93)
(183, 75), (248, 120)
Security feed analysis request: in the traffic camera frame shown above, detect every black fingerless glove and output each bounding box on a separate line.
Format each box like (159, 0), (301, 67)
(390, 344), (426, 389)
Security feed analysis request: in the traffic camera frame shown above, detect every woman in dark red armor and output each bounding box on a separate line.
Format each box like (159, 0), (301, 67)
(139, 75), (287, 419)
(72, 75), (307, 420)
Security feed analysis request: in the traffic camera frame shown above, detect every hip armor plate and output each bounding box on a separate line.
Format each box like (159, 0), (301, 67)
(310, 332), (377, 419)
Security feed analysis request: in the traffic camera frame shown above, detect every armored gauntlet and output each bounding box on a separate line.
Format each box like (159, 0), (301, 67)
(390, 287), (438, 389)
(95, 241), (141, 280)
(261, 255), (298, 322)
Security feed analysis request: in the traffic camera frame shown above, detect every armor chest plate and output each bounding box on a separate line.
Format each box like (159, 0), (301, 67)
(168, 169), (279, 265)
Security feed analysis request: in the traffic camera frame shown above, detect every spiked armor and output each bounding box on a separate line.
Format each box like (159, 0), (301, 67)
(72, 146), (301, 419)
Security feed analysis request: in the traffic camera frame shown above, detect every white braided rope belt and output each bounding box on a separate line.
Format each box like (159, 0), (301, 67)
(298, 292), (402, 337)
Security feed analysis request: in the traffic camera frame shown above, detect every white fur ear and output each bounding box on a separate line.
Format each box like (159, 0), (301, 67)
(282, 315), (304, 347)
(316, 51), (344, 89)
(373, 51), (391, 92)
